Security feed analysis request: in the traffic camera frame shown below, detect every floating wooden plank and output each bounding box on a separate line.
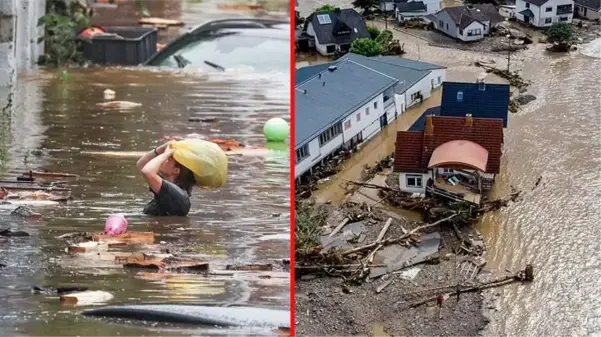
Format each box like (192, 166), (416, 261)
(60, 290), (114, 306)
(21, 171), (79, 179)
(216, 3), (262, 11)
(226, 264), (273, 271)
(139, 17), (184, 27)
(92, 232), (155, 244)
(68, 241), (109, 254)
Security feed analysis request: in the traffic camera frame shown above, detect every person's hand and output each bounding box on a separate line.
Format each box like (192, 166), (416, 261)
(164, 147), (175, 157)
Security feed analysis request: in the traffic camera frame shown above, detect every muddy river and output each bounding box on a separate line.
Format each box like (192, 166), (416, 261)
(297, 3), (601, 335)
(0, 1), (290, 336)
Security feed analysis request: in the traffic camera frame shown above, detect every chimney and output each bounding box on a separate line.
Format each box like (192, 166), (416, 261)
(466, 113), (473, 127)
(425, 115), (434, 135)
(477, 78), (486, 91)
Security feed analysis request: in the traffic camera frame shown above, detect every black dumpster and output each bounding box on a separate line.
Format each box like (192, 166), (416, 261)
(82, 27), (158, 66)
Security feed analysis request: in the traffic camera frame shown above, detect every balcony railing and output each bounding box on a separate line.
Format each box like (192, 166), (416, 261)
(384, 97), (395, 110)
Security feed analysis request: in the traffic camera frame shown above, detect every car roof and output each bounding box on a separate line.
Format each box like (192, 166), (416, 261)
(144, 18), (289, 66)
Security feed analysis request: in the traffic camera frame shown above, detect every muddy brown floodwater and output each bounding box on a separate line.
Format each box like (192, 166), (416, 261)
(296, 3), (601, 334)
(0, 2), (290, 334)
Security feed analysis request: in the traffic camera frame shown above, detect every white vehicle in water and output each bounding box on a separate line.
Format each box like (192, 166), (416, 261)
(144, 18), (289, 72)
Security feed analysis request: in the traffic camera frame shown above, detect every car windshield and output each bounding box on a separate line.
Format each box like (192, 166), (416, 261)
(156, 33), (289, 72)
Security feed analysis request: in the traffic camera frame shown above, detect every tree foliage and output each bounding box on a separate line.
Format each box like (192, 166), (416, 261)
(350, 38), (383, 57)
(38, 0), (91, 67)
(367, 25), (381, 39)
(352, 0), (377, 14)
(546, 22), (574, 43)
(315, 4), (339, 12)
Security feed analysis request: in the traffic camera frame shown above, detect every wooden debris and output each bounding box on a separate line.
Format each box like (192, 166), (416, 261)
(92, 232), (155, 244)
(375, 218), (393, 243)
(226, 264), (273, 271)
(60, 290), (114, 306)
(376, 279), (393, 294)
(216, 3), (262, 11)
(139, 17), (184, 28)
(96, 101), (142, 108)
(21, 170), (78, 180)
(329, 218), (349, 237)
(68, 241), (108, 254)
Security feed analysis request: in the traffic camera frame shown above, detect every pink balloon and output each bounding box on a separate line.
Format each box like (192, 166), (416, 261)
(104, 213), (128, 235)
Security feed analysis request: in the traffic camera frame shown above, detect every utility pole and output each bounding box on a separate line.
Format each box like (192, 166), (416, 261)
(506, 34), (511, 72)
(384, 7), (388, 30)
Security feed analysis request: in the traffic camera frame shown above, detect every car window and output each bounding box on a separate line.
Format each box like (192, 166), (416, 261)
(157, 34), (289, 72)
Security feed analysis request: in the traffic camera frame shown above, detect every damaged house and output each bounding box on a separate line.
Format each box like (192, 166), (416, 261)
(393, 115), (504, 205)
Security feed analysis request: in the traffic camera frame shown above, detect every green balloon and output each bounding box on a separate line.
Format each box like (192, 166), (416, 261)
(263, 118), (289, 142)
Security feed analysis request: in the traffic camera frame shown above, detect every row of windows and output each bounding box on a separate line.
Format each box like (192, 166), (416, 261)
(319, 123), (342, 147)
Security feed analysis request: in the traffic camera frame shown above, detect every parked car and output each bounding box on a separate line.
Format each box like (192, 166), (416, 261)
(144, 18), (289, 72)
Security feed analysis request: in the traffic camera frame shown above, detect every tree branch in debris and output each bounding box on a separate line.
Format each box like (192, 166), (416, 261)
(341, 213), (460, 257)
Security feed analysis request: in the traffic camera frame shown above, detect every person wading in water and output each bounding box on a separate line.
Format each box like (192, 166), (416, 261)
(136, 142), (197, 216)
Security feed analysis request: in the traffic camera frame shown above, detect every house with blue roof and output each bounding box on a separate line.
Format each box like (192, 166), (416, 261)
(408, 80), (510, 132)
(295, 53), (446, 179)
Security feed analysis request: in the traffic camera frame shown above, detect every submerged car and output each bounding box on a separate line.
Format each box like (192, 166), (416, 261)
(144, 18), (289, 72)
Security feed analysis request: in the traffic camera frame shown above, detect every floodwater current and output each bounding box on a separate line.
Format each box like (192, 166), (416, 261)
(0, 1), (290, 336)
(297, 2), (601, 335)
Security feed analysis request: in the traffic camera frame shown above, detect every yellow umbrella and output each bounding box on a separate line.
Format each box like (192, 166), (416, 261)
(170, 139), (228, 188)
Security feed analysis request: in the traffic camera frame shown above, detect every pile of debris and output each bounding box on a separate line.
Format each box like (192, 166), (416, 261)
(295, 148), (355, 199)
(474, 61), (531, 90)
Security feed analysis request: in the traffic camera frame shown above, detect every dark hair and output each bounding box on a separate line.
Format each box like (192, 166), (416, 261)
(174, 161), (196, 196)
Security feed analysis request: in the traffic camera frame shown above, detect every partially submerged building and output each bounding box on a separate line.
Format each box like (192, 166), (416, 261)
(295, 53), (446, 180)
(515, 0), (575, 27)
(393, 115), (504, 205)
(430, 4), (504, 42)
(409, 80), (510, 131)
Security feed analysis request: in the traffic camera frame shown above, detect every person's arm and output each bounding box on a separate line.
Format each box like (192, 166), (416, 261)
(140, 147), (175, 194)
(136, 143), (170, 172)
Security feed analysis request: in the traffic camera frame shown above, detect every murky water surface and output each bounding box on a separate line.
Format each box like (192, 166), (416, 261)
(296, 4), (601, 335)
(0, 2), (290, 336)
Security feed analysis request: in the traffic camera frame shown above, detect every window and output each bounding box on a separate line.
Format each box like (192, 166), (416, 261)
(344, 120), (352, 130)
(317, 14), (332, 24)
(366, 107), (370, 116)
(459, 29), (463, 35)
(439, 20), (443, 27)
(437, 76), (441, 83)
(406, 174), (423, 188)
(442, 168), (453, 174)
(525, 3), (530, 8)
(545, 17), (552, 23)
(456, 91), (463, 102)
(318, 123), (342, 147)
(559, 16), (568, 21)
(546, 6), (552, 12)
(356, 113), (361, 122)
(411, 91), (422, 101)
(374, 101), (378, 109)
(446, 23), (449, 30)
(295, 144), (310, 163)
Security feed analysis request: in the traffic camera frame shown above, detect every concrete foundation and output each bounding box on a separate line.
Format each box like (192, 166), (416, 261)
(0, 0), (45, 88)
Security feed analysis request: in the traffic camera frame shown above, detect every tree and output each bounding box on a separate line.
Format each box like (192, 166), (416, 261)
(367, 25), (381, 39)
(315, 4), (339, 12)
(350, 38), (383, 57)
(376, 29), (393, 43)
(352, 0), (377, 15)
(546, 22), (574, 43)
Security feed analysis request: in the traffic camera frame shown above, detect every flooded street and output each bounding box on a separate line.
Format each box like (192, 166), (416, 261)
(296, 3), (601, 335)
(0, 1), (290, 336)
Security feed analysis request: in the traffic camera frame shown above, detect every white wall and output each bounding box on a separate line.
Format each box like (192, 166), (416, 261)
(516, 0), (574, 26)
(421, 0), (441, 14)
(295, 133), (344, 178)
(0, 0), (45, 88)
(405, 69), (444, 107)
(398, 172), (431, 194)
(379, 1), (396, 12)
(459, 21), (486, 41)
(434, 9), (459, 39)
(499, 6), (516, 18)
(342, 93), (384, 142)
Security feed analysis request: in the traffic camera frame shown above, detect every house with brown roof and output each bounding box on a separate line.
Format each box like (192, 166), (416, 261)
(393, 114), (504, 204)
